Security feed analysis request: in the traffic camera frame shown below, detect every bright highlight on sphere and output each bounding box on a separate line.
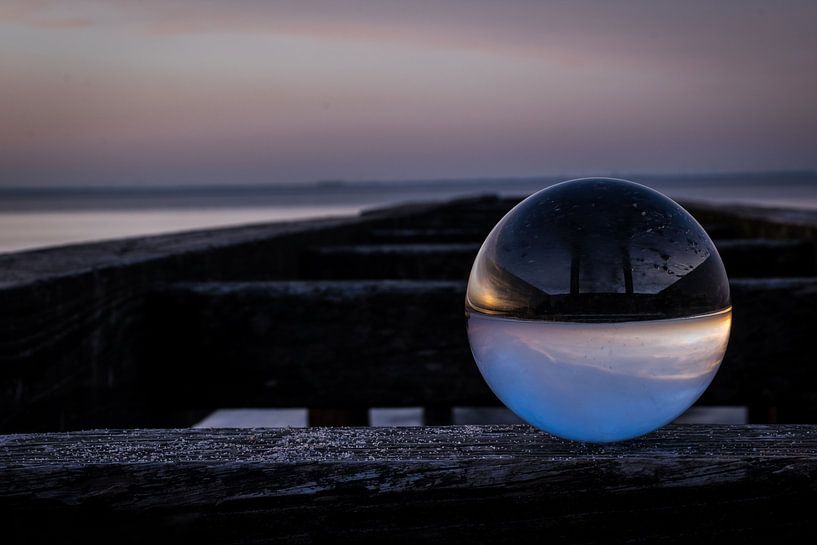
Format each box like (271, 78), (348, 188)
(466, 178), (731, 443)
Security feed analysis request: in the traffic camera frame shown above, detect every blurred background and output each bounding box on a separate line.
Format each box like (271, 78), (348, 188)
(2, 0), (816, 253)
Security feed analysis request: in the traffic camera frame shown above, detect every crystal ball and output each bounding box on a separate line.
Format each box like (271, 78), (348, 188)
(466, 178), (731, 442)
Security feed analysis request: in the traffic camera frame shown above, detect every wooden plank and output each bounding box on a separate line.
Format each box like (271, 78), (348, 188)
(301, 243), (480, 279)
(150, 278), (817, 420)
(707, 278), (817, 421)
(360, 194), (516, 230)
(1, 425), (816, 544)
(364, 225), (754, 245)
(302, 239), (815, 279)
(684, 201), (817, 243)
(367, 227), (488, 243)
(717, 239), (816, 277)
(363, 198), (811, 243)
(147, 280), (487, 409)
(365, 199), (817, 248)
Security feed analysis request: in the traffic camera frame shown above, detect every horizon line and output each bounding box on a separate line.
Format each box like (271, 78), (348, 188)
(1, 170), (816, 193)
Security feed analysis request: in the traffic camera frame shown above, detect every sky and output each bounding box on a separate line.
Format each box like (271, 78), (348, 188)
(1, 1), (816, 187)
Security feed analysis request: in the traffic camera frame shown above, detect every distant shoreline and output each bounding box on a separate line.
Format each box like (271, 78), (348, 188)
(1, 170), (814, 192)
(1, 171), (815, 212)
(3, 171), (817, 254)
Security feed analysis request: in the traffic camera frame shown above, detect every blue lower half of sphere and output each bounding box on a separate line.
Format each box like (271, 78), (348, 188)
(467, 309), (731, 443)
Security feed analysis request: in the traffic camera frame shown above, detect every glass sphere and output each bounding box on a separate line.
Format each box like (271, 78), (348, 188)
(466, 178), (731, 442)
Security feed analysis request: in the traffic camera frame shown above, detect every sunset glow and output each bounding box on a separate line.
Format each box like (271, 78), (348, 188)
(2, 1), (816, 186)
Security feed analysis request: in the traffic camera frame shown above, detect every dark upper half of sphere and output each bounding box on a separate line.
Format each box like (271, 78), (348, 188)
(466, 178), (730, 322)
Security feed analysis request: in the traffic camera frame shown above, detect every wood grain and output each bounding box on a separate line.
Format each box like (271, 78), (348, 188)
(1, 425), (816, 543)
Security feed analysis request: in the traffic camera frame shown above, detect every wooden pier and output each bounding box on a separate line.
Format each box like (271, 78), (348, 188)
(2, 195), (817, 542)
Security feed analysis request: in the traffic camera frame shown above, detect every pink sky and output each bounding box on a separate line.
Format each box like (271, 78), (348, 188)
(2, 1), (816, 186)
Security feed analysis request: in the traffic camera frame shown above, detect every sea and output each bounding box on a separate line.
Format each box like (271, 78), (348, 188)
(1, 172), (816, 254)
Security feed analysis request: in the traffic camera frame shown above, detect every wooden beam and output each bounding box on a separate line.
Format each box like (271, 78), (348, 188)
(367, 227), (488, 243)
(684, 201), (817, 244)
(717, 239), (815, 277)
(2, 425), (816, 544)
(150, 278), (817, 420)
(148, 280), (487, 409)
(301, 239), (815, 279)
(708, 277), (817, 421)
(301, 243), (480, 279)
(359, 194), (516, 234)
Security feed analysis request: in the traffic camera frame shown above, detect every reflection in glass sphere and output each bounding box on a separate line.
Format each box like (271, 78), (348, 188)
(466, 178), (731, 442)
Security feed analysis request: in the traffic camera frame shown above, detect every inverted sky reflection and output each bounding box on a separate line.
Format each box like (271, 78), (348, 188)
(467, 309), (731, 441)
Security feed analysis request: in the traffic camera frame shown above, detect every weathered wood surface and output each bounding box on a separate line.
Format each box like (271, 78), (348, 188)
(367, 227), (488, 243)
(302, 238), (815, 279)
(361, 194), (513, 230)
(151, 278), (817, 418)
(369, 198), (817, 243)
(716, 238), (816, 277)
(1, 425), (816, 544)
(148, 280), (483, 408)
(302, 243), (480, 279)
(371, 197), (817, 243)
(718, 277), (817, 421)
(685, 201), (817, 242)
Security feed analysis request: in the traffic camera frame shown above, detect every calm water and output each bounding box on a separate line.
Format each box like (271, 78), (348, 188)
(0, 206), (360, 253)
(467, 309), (732, 442)
(0, 181), (531, 253)
(2, 173), (816, 254)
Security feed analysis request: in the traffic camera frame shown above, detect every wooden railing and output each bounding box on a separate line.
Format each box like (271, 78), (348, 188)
(4, 425), (817, 543)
